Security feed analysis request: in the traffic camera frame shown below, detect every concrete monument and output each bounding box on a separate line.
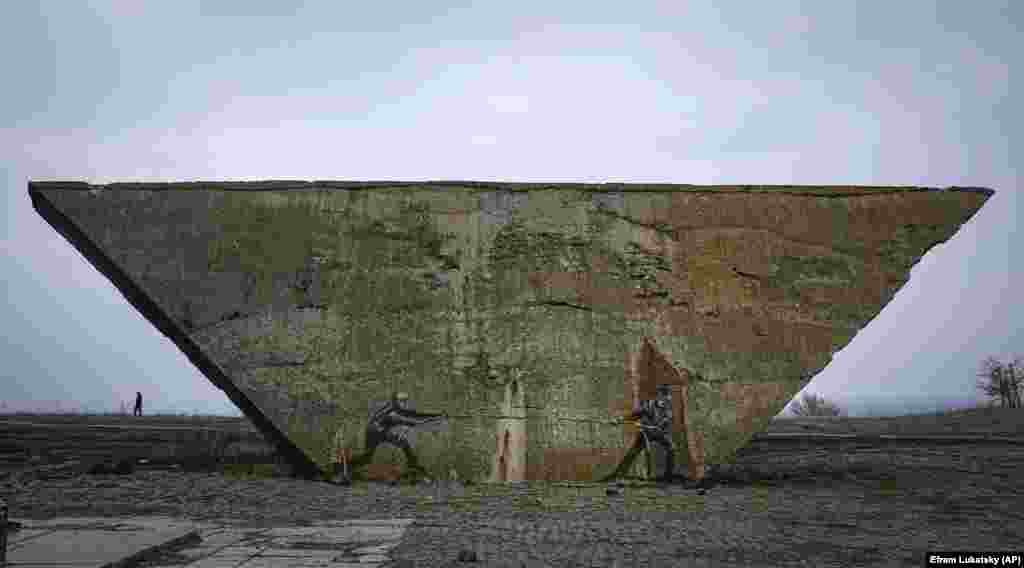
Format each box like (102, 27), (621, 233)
(29, 181), (993, 482)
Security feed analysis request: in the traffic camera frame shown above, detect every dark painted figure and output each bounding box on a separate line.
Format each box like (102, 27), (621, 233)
(133, 392), (143, 417)
(348, 392), (447, 479)
(602, 384), (675, 482)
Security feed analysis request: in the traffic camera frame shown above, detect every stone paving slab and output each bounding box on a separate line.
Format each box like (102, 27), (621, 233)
(161, 518), (415, 567)
(2, 517), (414, 568)
(3, 516), (198, 567)
(6, 436), (1020, 566)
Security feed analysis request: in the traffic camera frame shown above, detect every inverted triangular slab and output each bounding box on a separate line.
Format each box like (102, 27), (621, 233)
(29, 181), (993, 481)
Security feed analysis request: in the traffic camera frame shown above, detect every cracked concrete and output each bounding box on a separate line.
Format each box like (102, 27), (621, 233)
(3, 516), (415, 568)
(29, 181), (994, 483)
(164, 519), (415, 568)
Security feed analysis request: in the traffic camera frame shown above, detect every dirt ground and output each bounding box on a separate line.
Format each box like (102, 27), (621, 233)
(2, 406), (1023, 479)
(764, 406), (1024, 437)
(2, 408), (1022, 566)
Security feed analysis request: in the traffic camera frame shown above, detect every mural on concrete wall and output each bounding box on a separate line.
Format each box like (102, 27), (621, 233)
(343, 391), (448, 481)
(28, 181), (994, 482)
(602, 384), (676, 482)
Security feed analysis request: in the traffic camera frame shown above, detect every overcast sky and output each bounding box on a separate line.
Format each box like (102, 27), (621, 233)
(2, 1), (1019, 417)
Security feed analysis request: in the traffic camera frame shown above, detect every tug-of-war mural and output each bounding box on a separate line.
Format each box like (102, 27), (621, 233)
(29, 181), (993, 482)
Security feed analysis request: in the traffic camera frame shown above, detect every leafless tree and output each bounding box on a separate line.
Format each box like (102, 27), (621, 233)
(976, 355), (1024, 409)
(789, 391), (847, 417)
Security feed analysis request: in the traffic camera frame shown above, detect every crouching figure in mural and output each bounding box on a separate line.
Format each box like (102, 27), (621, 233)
(347, 391), (448, 481)
(601, 384), (676, 483)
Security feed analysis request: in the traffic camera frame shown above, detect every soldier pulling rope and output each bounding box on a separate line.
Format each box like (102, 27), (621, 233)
(343, 391), (448, 483)
(339, 386), (678, 484)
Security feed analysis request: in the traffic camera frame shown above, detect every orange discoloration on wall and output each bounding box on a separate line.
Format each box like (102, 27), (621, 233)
(491, 379), (527, 482)
(544, 271), (585, 294)
(334, 447), (353, 466)
(363, 463), (402, 482)
(31, 181), (991, 481)
(650, 304), (697, 339)
(433, 208), (474, 229)
(525, 266), (637, 312)
(535, 448), (628, 481)
(720, 382), (788, 433)
(625, 336), (707, 480)
(688, 430), (706, 479)
(498, 429), (510, 482)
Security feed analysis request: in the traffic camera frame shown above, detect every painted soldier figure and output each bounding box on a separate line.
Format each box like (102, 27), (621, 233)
(602, 384), (676, 482)
(348, 392), (447, 480)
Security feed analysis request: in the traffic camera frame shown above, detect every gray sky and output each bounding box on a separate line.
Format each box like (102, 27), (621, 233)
(2, 1), (1019, 417)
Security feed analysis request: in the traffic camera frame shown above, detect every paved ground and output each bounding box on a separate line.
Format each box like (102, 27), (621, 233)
(3, 516), (197, 568)
(4, 446), (1021, 568)
(381, 471), (1022, 567)
(3, 516), (414, 568)
(3, 410), (1023, 567)
(135, 518), (415, 568)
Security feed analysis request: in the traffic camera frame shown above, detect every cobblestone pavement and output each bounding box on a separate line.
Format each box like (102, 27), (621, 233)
(3, 441), (1022, 567)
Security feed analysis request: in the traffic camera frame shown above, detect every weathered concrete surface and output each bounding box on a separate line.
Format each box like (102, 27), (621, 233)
(3, 516), (411, 568)
(28, 181), (993, 482)
(4, 516), (198, 567)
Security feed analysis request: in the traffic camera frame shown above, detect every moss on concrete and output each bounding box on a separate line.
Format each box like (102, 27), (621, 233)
(29, 181), (993, 481)
(879, 224), (953, 272)
(201, 186), (982, 479)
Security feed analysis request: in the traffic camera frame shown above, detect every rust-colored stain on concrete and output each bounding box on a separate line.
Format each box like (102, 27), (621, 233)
(27, 181), (994, 482)
(720, 382), (789, 433)
(535, 448), (629, 481)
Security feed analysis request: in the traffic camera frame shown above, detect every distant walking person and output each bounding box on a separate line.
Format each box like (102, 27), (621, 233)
(133, 392), (143, 417)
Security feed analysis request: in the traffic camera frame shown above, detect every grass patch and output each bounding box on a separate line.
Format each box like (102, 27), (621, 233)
(750, 481), (772, 513)
(878, 478), (901, 497)
(221, 462), (277, 479)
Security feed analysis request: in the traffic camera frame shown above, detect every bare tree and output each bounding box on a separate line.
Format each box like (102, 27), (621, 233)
(789, 391), (846, 417)
(976, 355), (1024, 409)
(1013, 356), (1024, 408)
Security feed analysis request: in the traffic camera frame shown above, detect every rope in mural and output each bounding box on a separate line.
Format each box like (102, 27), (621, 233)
(331, 409), (635, 427)
(442, 413), (628, 426)
(434, 404), (643, 426)
(328, 392), (673, 482)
